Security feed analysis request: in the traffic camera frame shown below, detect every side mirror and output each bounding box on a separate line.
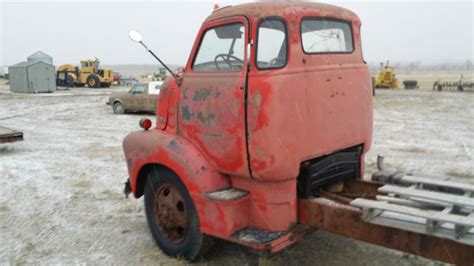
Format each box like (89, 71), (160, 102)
(129, 30), (143, 43)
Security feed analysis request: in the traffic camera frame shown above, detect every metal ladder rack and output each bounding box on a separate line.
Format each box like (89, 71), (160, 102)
(351, 174), (474, 246)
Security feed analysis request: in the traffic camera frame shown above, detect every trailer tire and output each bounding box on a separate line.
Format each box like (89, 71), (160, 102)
(144, 167), (209, 261)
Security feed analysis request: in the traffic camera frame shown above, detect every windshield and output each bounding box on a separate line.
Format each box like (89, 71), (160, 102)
(130, 84), (146, 94)
(192, 23), (245, 72)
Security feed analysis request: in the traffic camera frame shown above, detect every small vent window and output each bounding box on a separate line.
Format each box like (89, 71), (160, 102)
(256, 19), (287, 69)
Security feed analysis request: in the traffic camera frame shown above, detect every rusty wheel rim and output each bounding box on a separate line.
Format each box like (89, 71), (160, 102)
(153, 184), (188, 243)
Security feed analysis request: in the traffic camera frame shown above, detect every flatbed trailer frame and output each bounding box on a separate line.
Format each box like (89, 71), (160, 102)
(298, 177), (474, 265)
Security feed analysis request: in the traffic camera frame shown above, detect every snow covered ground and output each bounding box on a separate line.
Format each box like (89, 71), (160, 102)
(0, 85), (472, 265)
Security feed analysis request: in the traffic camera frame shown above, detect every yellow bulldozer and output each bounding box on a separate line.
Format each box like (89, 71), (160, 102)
(374, 61), (399, 89)
(56, 58), (113, 88)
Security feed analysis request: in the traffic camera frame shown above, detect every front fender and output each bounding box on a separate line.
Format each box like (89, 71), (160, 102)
(122, 129), (230, 198)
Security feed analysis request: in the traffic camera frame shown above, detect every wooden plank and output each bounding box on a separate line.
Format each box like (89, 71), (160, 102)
(402, 175), (474, 192)
(379, 185), (474, 209)
(367, 212), (474, 246)
(351, 198), (474, 227)
(375, 195), (441, 209)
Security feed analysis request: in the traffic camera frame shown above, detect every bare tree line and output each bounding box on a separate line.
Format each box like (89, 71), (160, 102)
(369, 60), (472, 73)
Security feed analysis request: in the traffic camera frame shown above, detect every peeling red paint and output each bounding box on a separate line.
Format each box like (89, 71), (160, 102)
(123, 1), (371, 251)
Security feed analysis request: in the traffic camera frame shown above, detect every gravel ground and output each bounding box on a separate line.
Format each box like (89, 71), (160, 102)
(0, 85), (472, 265)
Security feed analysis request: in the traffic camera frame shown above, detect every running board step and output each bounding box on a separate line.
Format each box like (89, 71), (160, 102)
(205, 188), (248, 201)
(232, 227), (286, 244)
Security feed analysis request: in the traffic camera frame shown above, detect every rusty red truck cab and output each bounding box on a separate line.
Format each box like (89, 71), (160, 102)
(123, 2), (372, 261)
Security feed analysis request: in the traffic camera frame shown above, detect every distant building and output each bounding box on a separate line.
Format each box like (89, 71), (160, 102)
(2, 67), (8, 79)
(8, 61), (56, 93)
(27, 50), (53, 65)
(8, 51), (56, 93)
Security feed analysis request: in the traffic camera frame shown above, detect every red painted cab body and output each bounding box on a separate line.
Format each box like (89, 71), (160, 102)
(123, 2), (372, 252)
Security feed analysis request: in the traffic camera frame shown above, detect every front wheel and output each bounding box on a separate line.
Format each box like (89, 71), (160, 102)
(144, 168), (209, 261)
(66, 74), (75, 87)
(113, 102), (125, 114)
(87, 75), (101, 88)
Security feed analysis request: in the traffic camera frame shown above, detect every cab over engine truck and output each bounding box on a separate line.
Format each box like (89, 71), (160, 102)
(56, 58), (113, 88)
(122, 3), (474, 264)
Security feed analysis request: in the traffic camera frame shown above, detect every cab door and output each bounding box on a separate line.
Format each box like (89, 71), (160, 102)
(146, 82), (161, 112)
(127, 84), (146, 110)
(178, 17), (250, 177)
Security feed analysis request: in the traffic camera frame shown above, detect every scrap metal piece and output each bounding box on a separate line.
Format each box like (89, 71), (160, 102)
(0, 126), (24, 144)
(372, 156), (406, 183)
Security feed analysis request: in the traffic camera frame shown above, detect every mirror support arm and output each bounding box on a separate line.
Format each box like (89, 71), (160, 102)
(138, 41), (177, 79)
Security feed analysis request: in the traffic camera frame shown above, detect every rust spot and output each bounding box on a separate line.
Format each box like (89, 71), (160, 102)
(197, 112), (216, 126)
(181, 105), (193, 121)
(193, 88), (212, 101)
(168, 139), (179, 150)
(183, 87), (189, 99)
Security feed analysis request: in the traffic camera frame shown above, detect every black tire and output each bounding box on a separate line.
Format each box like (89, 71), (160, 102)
(75, 83), (85, 87)
(102, 83), (111, 88)
(86, 75), (101, 88)
(112, 102), (125, 114)
(144, 168), (208, 261)
(66, 74), (75, 87)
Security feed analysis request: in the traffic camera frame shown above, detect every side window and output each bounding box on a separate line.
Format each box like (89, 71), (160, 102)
(257, 19), (287, 69)
(131, 85), (145, 94)
(193, 23), (245, 72)
(301, 19), (353, 54)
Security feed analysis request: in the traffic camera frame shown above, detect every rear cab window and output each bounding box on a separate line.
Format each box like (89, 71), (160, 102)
(256, 19), (288, 69)
(192, 23), (245, 72)
(301, 19), (354, 54)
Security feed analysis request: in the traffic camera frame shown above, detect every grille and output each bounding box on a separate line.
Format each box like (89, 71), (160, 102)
(297, 145), (363, 198)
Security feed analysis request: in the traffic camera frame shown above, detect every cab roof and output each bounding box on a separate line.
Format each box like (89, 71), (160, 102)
(205, 2), (359, 23)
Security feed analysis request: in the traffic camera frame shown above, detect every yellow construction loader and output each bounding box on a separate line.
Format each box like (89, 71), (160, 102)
(374, 61), (399, 89)
(56, 58), (113, 88)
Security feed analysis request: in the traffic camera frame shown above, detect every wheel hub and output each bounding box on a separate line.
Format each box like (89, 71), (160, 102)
(154, 184), (188, 243)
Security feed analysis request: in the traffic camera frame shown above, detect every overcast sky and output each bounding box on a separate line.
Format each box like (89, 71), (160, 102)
(1, 0), (473, 66)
